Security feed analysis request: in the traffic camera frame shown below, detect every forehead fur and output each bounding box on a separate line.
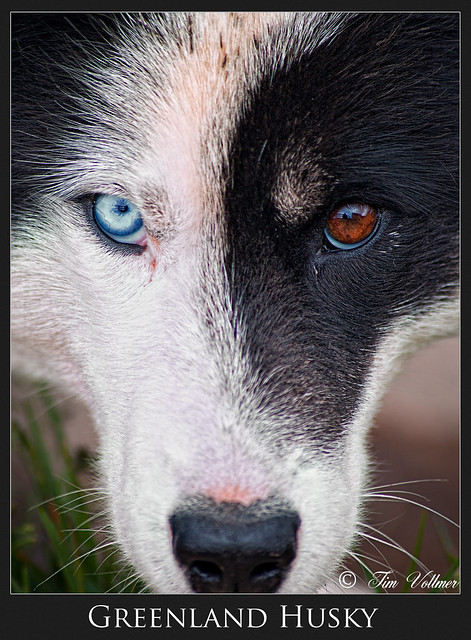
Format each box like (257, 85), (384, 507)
(139, 13), (287, 230)
(11, 12), (350, 233)
(132, 12), (349, 232)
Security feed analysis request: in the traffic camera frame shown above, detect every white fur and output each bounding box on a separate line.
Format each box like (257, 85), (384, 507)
(11, 12), (458, 593)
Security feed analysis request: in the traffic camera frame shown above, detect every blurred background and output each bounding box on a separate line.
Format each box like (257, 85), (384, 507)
(11, 335), (459, 593)
(352, 335), (459, 592)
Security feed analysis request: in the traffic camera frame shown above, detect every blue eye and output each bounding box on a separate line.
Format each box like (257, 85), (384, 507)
(93, 194), (146, 245)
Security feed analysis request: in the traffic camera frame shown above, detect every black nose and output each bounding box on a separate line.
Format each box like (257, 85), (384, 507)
(169, 499), (300, 593)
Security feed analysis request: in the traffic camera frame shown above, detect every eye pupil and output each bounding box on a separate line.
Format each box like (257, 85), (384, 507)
(93, 194), (147, 246)
(324, 203), (379, 250)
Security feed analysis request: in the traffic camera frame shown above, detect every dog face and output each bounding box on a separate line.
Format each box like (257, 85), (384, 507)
(11, 12), (459, 593)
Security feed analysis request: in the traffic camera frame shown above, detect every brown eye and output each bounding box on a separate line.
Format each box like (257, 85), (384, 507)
(324, 203), (379, 250)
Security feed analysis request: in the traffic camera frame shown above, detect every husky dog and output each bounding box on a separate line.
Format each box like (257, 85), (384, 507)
(11, 12), (459, 593)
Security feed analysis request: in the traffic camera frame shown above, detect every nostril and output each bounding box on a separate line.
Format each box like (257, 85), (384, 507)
(249, 562), (285, 591)
(250, 561), (282, 580)
(189, 560), (223, 586)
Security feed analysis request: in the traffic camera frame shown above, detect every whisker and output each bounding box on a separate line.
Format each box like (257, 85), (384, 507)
(35, 540), (116, 590)
(95, 545), (121, 575)
(58, 497), (106, 514)
(369, 478), (448, 491)
(30, 488), (95, 511)
(352, 537), (396, 575)
(107, 569), (140, 594)
(357, 523), (429, 573)
(363, 492), (458, 527)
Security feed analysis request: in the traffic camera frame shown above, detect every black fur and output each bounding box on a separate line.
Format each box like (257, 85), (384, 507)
(218, 13), (459, 445)
(12, 12), (459, 448)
